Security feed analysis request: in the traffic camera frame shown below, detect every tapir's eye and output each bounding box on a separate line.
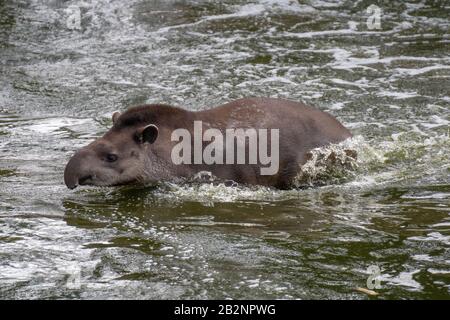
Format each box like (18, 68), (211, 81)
(105, 153), (118, 162)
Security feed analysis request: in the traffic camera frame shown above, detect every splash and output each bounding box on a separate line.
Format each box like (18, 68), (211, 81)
(293, 138), (359, 187)
(151, 131), (450, 204)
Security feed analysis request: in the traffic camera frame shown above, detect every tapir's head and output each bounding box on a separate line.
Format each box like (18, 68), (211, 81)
(64, 109), (159, 189)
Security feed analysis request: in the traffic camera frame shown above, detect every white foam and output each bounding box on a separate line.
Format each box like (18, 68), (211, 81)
(156, 4), (266, 33)
(428, 269), (450, 275)
(300, 47), (450, 72)
(329, 102), (346, 110)
(432, 222), (450, 228)
(402, 192), (449, 200)
(409, 232), (450, 246)
(283, 20), (414, 40)
(258, 0), (315, 13)
(25, 118), (92, 134)
(420, 115), (450, 129)
(330, 78), (370, 88)
(381, 270), (423, 291)
(412, 254), (434, 262)
(393, 65), (450, 76)
(377, 91), (418, 99)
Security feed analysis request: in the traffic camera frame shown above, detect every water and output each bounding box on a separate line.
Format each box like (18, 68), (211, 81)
(0, 0), (449, 299)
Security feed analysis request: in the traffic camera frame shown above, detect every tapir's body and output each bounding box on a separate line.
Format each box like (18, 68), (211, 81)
(64, 97), (352, 189)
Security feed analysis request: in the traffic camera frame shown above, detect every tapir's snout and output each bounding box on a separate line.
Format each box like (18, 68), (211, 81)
(64, 149), (92, 189)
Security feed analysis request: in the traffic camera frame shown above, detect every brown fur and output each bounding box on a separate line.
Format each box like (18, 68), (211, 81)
(64, 97), (352, 189)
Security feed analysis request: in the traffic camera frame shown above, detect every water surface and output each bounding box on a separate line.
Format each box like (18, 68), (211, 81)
(0, 0), (449, 299)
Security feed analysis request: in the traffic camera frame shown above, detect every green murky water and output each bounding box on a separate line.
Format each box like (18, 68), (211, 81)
(0, 0), (449, 299)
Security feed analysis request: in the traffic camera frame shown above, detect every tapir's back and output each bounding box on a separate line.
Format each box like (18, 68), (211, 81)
(198, 97), (352, 149)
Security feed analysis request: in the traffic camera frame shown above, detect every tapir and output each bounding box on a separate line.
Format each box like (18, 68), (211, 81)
(64, 97), (352, 189)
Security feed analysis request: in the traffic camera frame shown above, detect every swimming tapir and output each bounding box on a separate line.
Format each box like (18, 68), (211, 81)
(64, 97), (352, 189)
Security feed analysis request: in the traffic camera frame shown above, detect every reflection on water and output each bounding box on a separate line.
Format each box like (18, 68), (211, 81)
(0, 0), (449, 299)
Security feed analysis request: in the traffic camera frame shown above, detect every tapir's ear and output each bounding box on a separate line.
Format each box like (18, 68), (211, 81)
(137, 124), (159, 144)
(112, 111), (121, 124)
